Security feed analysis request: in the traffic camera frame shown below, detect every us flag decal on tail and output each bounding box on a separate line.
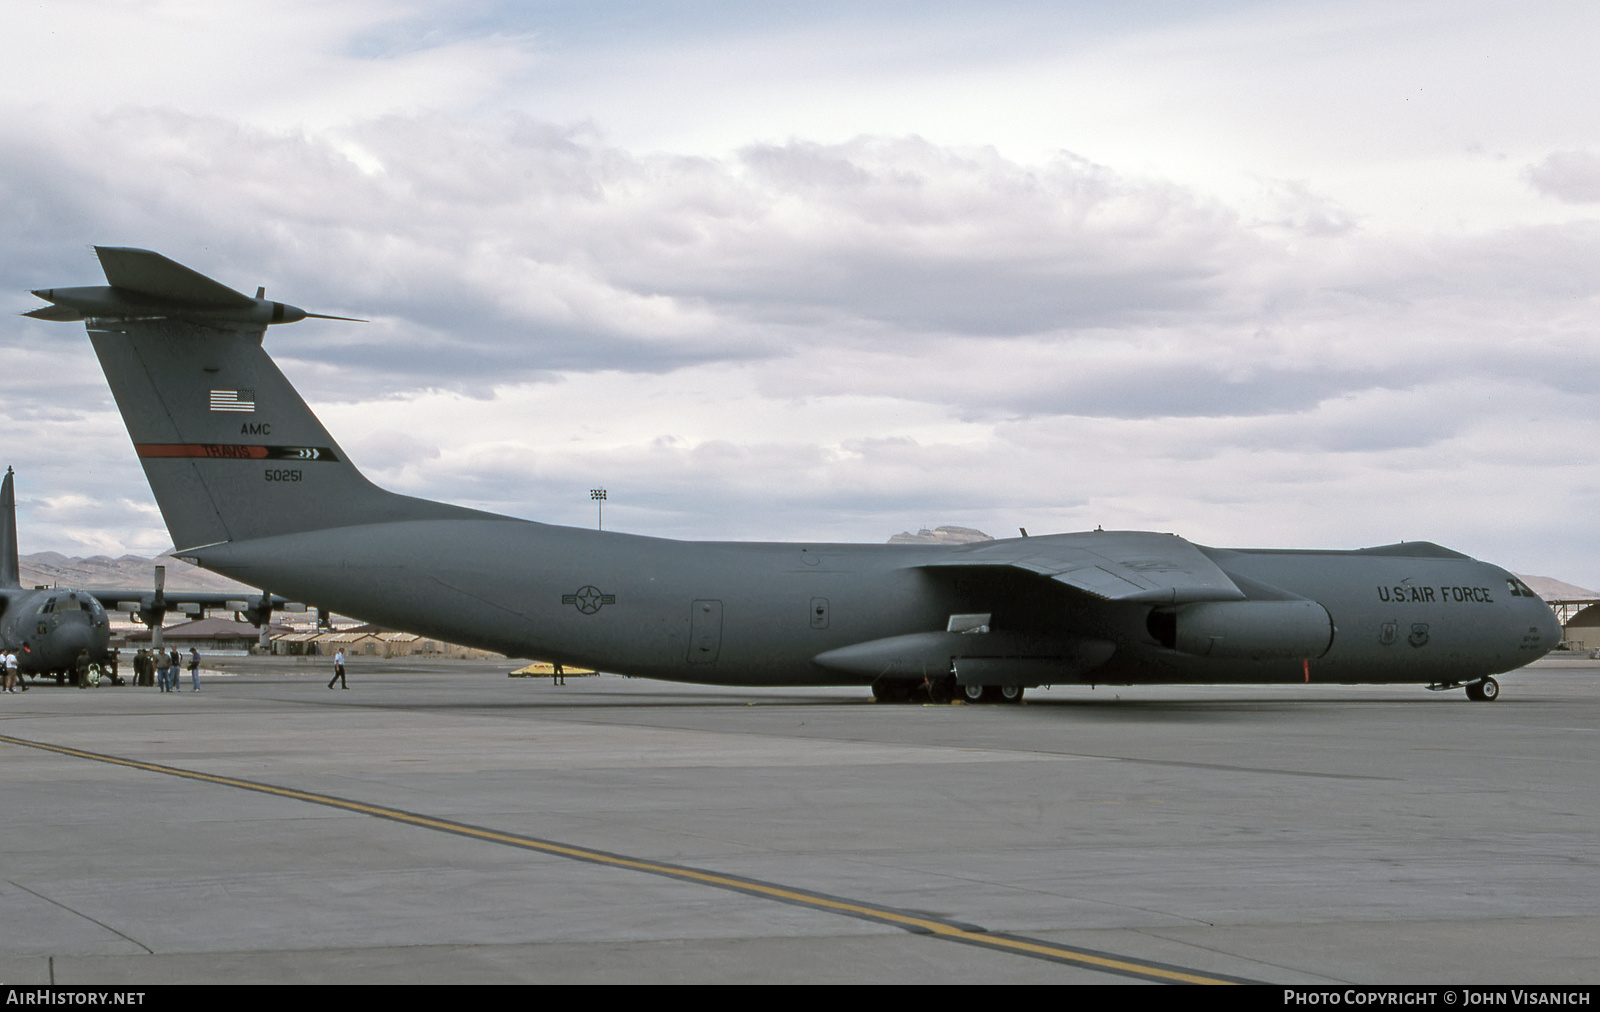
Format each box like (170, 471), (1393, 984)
(210, 389), (255, 412)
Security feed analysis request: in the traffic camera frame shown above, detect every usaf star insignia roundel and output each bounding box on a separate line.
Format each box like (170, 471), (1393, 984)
(562, 586), (617, 615)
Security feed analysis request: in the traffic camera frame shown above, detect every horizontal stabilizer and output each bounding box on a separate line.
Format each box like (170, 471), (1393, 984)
(22, 303), (85, 322)
(95, 247), (254, 307)
(28, 248), (360, 329)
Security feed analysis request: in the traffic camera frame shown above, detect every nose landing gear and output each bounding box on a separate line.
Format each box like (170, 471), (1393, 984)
(1465, 677), (1499, 702)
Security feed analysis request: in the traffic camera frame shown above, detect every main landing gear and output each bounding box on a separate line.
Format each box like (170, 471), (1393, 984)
(871, 677), (1025, 704)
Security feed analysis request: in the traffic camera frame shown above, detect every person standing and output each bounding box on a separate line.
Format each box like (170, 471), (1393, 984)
(3, 649), (17, 693)
(188, 647), (201, 692)
(328, 648), (347, 689)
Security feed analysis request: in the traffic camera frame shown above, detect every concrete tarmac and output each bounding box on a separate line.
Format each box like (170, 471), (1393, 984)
(0, 654), (1596, 984)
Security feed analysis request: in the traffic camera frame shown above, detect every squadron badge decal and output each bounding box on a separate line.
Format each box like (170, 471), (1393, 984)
(562, 586), (616, 615)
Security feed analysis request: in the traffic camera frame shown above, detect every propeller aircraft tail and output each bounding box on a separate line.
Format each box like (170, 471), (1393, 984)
(1, 467), (19, 589)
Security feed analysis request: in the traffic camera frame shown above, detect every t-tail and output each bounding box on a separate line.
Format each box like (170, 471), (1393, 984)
(28, 248), (499, 550)
(1, 467), (19, 589)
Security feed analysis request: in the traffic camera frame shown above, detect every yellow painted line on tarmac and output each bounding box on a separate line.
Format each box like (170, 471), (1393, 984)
(0, 732), (1252, 984)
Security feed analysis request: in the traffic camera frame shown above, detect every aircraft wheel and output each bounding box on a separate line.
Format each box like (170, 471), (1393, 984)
(959, 683), (987, 703)
(1466, 677), (1499, 702)
(999, 685), (1025, 704)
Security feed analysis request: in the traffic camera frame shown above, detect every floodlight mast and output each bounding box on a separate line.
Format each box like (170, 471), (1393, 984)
(590, 488), (606, 531)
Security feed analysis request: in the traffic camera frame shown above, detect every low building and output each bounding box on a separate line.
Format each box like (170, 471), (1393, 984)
(1561, 604), (1600, 653)
(123, 617), (289, 654)
(1520, 575), (1600, 651)
(268, 627), (502, 659)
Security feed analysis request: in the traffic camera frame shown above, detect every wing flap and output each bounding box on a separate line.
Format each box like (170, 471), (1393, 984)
(1054, 564), (1153, 599)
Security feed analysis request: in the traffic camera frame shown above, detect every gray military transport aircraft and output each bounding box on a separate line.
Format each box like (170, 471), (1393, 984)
(0, 466), (114, 681)
(0, 466), (293, 683)
(27, 247), (1562, 702)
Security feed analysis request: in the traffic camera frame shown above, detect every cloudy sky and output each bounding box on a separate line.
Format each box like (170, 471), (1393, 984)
(3, 1), (1600, 585)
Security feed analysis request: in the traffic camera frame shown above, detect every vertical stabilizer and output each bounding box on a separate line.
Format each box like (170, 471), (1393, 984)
(0, 468), (18, 588)
(84, 320), (499, 548)
(29, 249), (504, 550)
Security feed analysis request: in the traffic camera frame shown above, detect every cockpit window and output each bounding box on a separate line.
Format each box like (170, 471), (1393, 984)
(1506, 578), (1542, 600)
(37, 595), (93, 614)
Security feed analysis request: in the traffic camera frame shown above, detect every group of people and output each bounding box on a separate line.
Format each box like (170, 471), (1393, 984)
(0, 648), (121, 689)
(132, 646), (201, 692)
(0, 645), (352, 693)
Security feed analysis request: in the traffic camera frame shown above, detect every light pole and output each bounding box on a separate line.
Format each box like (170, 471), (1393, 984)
(590, 488), (606, 530)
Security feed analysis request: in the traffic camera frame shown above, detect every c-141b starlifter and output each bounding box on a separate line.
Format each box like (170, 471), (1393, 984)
(28, 247), (1562, 702)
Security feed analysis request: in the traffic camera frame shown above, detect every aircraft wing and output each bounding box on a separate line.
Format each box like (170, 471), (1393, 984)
(921, 531), (1245, 604)
(88, 589), (296, 622)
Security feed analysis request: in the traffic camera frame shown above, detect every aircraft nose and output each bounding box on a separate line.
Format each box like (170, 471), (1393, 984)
(53, 621), (93, 657)
(1542, 606), (1564, 647)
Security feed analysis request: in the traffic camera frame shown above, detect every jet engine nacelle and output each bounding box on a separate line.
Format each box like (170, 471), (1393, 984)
(1148, 600), (1334, 660)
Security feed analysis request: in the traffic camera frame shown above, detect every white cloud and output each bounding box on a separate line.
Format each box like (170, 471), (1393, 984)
(1526, 150), (1600, 204)
(3, 1), (1600, 588)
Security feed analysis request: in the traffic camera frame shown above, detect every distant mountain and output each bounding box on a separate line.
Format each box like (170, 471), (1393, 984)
(18, 552), (256, 594)
(1518, 575), (1600, 602)
(887, 526), (994, 545)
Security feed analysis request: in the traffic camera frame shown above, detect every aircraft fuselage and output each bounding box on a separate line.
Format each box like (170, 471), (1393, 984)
(187, 520), (1560, 687)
